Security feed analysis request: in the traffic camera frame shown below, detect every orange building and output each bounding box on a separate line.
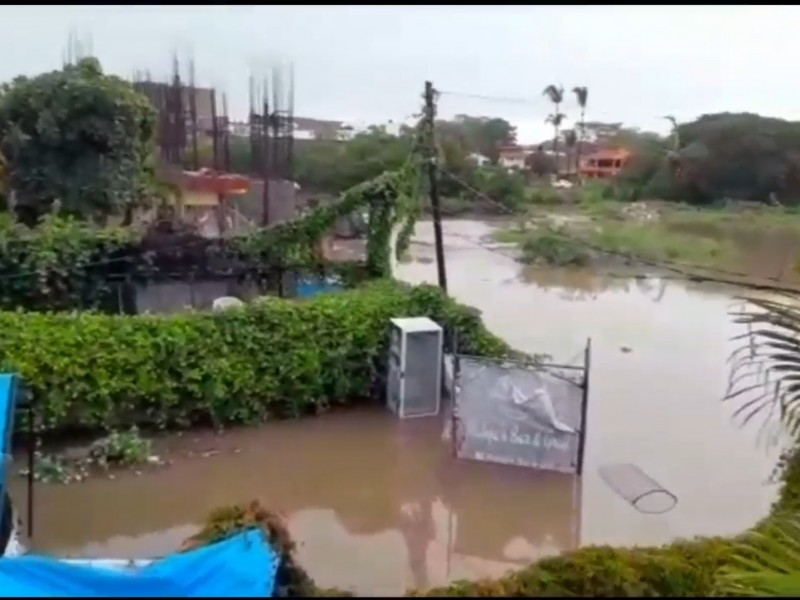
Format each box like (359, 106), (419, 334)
(579, 147), (631, 180)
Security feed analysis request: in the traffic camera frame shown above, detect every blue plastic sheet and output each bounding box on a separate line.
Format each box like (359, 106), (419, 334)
(0, 528), (279, 597)
(0, 374), (17, 509)
(296, 276), (343, 298)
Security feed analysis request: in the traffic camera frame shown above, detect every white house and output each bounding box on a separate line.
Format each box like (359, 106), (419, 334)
(468, 152), (491, 167)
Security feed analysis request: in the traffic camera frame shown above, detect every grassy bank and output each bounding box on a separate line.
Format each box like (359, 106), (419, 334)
(496, 221), (733, 269)
(493, 196), (800, 272)
(0, 280), (510, 434)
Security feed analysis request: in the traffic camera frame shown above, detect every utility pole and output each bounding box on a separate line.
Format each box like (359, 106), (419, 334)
(424, 81), (448, 293)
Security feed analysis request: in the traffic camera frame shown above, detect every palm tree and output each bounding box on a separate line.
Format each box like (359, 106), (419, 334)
(563, 129), (578, 175)
(662, 115), (682, 175)
(543, 85), (566, 171)
(545, 114), (567, 177)
(572, 86), (589, 179)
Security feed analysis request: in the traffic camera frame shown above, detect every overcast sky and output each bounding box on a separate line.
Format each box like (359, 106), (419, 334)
(0, 5), (795, 143)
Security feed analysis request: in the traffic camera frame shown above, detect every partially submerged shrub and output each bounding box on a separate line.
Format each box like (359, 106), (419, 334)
(182, 500), (353, 597)
(412, 539), (735, 597)
(520, 228), (591, 267)
(19, 427), (155, 484)
(88, 426), (152, 467)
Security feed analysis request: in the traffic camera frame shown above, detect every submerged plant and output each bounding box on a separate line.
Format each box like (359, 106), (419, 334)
(88, 426), (152, 468)
(183, 500), (332, 597)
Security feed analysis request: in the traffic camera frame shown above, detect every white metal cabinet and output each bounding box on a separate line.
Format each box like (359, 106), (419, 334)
(386, 317), (443, 419)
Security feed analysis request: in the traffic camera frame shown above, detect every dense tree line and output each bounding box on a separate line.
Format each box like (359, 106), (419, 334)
(4, 57), (800, 224)
(289, 116), (529, 213)
(619, 113), (800, 205)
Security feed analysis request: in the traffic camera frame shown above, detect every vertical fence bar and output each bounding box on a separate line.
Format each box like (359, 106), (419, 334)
(576, 337), (592, 476)
(450, 328), (460, 459)
(189, 274), (197, 309)
(116, 279), (124, 315)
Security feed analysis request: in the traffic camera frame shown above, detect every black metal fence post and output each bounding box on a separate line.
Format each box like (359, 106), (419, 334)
(576, 337), (592, 476)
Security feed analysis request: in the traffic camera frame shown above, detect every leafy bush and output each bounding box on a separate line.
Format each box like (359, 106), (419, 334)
(527, 188), (563, 206)
(520, 228), (591, 267)
(0, 280), (510, 433)
(0, 164), (418, 312)
(182, 500), (327, 597)
(0, 58), (158, 225)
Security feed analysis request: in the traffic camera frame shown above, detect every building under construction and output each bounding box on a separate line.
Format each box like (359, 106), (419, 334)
(132, 56), (298, 233)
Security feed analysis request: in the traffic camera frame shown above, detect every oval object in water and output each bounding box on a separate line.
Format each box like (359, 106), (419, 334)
(598, 462), (678, 514)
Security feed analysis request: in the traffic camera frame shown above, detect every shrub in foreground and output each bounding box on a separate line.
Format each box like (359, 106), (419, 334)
(181, 500), (351, 597)
(0, 280), (510, 432)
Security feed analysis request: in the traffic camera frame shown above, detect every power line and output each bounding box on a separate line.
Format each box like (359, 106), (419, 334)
(437, 90), (541, 106)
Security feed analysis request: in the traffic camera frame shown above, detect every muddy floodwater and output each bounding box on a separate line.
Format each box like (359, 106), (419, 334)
(8, 219), (787, 595)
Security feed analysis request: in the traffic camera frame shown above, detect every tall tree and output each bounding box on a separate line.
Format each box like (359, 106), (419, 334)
(572, 86), (589, 179)
(0, 57), (158, 225)
(440, 115), (517, 164)
(563, 129), (578, 174)
(662, 115), (681, 174)
(543, 85), (566, 173)
(545, 113), (567, 176)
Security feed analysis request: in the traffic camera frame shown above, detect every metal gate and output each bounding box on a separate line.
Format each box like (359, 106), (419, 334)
(449, 339), (591, 475)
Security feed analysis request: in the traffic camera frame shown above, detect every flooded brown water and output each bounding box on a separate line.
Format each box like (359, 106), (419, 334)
(6, 219), (787, 595)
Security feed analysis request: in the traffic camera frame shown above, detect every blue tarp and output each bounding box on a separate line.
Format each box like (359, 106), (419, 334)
(0, 374), (17, 507)
(0, 528), (279, 597)
(296, 276), (343, 299)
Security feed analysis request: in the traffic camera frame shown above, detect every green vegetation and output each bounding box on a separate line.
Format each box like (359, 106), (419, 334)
(618, 113), (800, 206)
(183, 501), (332, 597)
(504, 220), (732, 269)
(0, 281), (509, 433)
(172, 294), (800, 598)
(519, 228), (591, 267)
(0, 58), (158, 225)
(0, 163), (420, 311)
(286, 112), (800, 214)
(22, 427), (154, 484)
(409, 296), (800, 597)
(276, 119), (530, 215)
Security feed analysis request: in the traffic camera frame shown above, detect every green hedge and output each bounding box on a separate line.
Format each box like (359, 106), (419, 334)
(0, 280), (509, 432)
(408, 447), (800, 597)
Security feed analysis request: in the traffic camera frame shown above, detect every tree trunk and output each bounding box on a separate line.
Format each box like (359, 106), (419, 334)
(553, 101), (560, 178)
(575, 109), (585, 184)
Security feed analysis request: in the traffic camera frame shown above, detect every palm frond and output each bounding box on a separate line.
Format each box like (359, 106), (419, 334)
(725, 296), (800, 439)
(546, 113), (567, 127)
(662, 115), (681, 152)
(542, 84), (564, 104)
(572, 86), (588, 108)
(563, 129), (578, 148)
(718, 515), (800, 596)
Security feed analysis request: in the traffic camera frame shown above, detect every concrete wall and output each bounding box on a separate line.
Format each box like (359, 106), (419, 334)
(234, 179), (298, 226)
(134, 279), (262, 315)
